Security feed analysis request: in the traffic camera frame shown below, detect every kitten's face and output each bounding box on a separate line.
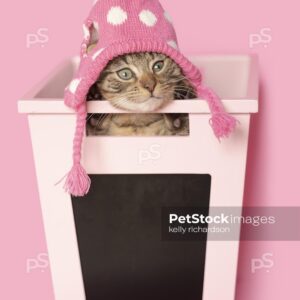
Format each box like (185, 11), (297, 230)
(96, 53), (186, 112)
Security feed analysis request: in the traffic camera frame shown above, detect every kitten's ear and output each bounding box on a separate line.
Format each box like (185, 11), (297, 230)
(87, 43), (97, 53)
(82, 21), (99, 55)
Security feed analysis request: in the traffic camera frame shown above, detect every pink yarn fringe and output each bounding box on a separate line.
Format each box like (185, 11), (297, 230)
(64, 163), (91, 197)
(209, 113), (237, 139)
(197, 85), (237, 139)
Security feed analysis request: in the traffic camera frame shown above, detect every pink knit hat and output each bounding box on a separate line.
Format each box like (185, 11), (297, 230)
(64, 0), (237, 197)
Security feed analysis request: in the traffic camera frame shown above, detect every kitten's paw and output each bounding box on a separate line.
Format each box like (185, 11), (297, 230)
(173, 118), (181, 129)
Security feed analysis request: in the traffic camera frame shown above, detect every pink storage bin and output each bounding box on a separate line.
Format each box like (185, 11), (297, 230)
(18, 55), (258, 300)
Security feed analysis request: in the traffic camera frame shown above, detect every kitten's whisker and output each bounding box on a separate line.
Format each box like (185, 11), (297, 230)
(97, 114), (108, 126)
(159, 83), (189, 91)
(159, 86), (197, 97)
(111, 97), (130, 109)
(107, 91), (138, 104)
(158, 82), (197, 96)
(159, 76), (190, 86)
(86, 113), (96, 122)
(94, 114), (109, 133)
(159, 84), (192, 91)
(174, 91), (198, 99)
(174, 88), (198, 96)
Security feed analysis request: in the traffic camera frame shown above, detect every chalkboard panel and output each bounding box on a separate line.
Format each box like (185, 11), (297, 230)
(72, 174), (211, 300)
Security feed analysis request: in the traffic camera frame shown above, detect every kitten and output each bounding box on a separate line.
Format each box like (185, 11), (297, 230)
(86, 52), (196, 136)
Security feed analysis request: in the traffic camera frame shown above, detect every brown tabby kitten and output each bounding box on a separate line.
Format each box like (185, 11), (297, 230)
(86, 52), (196, 136)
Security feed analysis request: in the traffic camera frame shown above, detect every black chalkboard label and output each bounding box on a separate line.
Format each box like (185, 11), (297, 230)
(72, 174), (211, 300)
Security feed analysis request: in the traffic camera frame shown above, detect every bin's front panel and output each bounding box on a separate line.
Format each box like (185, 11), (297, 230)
(72, 174), (211, 300)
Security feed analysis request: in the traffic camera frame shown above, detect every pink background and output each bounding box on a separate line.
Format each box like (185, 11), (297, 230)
(1, 0), (299, 299)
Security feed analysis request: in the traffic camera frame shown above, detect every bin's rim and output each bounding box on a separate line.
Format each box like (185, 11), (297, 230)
(18, 54), (259, 115)
(18, 99), (258, 114)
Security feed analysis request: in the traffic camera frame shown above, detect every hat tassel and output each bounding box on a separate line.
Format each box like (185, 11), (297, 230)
(197, 85), (237, 139)
(64, 104), (91, 197)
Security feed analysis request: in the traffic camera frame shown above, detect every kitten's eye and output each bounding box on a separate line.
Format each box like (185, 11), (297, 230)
(117, 68), (133, 80)
(153, 61), (164, 73)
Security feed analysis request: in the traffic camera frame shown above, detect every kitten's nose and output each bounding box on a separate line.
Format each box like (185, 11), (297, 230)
(141, 78), (156, 93)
